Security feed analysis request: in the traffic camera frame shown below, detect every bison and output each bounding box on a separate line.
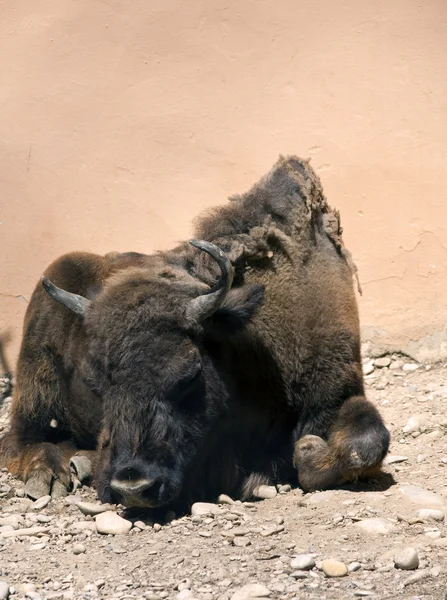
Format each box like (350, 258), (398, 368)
(0, 155), (390, 510)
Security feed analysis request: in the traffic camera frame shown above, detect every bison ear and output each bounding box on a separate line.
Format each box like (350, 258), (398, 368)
(204, 284), (265, 339)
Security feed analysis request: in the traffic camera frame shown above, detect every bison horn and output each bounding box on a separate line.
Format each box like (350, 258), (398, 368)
(186, 240), (234, 322)
(41, 276), (92, 317)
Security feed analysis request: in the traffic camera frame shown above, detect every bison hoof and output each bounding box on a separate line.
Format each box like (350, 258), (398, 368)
(70, 455), (93, 482)
(293, 435), (328, 466)
(293, 435), (342, 492)
(25, 471), (70, 500)
(25, 473), (53, 500)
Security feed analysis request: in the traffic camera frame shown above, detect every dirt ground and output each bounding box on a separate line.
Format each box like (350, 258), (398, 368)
(1, 353), (447, 600)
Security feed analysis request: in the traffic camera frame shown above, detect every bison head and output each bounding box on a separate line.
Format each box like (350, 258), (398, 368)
(42, 241), (264, 508)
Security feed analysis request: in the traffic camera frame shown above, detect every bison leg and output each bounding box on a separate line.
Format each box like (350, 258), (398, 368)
(1, 431), (96, 499)
(294, 396), (390, 491)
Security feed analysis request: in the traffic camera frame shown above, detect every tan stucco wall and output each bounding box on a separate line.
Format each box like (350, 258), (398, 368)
(1, 0), (447, 372)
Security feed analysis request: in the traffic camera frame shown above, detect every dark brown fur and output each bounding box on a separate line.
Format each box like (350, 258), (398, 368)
(0, 156), (390, 507)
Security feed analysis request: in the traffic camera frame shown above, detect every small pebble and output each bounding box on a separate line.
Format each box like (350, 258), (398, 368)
(363, 362), (375, 376)
(191, 503), (222, 517)
(386, 455), (408, 465)
(231, 584), (271, 600)
(374, 357), (391, 368)
(73, 543), (86, 555)
(218, 494), (235, 505)
(290, 554), (315, 571)
(176, 591), (192, 600)
(253, 485), (277, 500)
(403, 363), (419, 372)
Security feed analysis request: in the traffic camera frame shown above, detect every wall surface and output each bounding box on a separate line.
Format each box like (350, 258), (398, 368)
(1, 0), (447, 371)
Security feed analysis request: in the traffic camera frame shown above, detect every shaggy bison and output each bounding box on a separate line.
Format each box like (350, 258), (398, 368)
(0, 156), (389, 509)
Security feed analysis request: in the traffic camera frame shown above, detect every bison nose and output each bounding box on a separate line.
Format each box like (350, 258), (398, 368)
(110, 465), (162, 504)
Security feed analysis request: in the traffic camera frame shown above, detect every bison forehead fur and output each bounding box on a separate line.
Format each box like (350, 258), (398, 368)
(0, 155), (389, 510)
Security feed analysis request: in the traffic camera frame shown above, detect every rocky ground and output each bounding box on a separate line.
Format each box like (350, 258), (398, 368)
(1, 355), (447, 600)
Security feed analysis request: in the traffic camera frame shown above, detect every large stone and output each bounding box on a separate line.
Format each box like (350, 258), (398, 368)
(321, 559), (348, 578)
(394, 547), (419, 570)
(416, 508), (445, 522)
(95, 511), (132, 535)
(399, 486), (446, 507)
(231, 584), (271, 600)
(354, 518), (397, 535)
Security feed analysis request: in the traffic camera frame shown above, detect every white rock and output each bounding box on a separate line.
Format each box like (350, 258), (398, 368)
(363, 362), (375, 376)
(424, 430), (444, 442)
(0, 526), (48, 539)
(75, 502), (110, 516)
(374, 357), (391, 368)
(403, 416), (421, 434)
(354, 518), (397, 535)
(71, 521), (97, 532)
(386, 455), (408, 465)
(231, 584), (271, 600)
(191, 503), (222, 517)
(253, 485), (277, 500)
(0, 582), (8, 600)
(321, 559), (348, 577)
(348, 562), (361, 572)
(402, 571), (428, 587)
(73, 543), (86, 555)
(176, 591), (193, 600)
(307, 490), (336, 504)
(416, 509), (445, 522)
(31, 496), (51, 510)
(399, 486), (446, 507)
(290, 554), (315, 570)
(177, 580), (191, 592)
(0, 515), (21, 529)
(95, 511), (132, 535)
(394, 547), (419, 570)
(218, 494), (235, 505)
(403, 363), (419, 372)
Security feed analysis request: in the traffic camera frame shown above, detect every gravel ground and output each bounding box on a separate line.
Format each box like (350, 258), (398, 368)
(1, 354), (447, 600)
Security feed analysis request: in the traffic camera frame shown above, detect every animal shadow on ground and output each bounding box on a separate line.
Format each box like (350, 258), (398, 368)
(121, 472), (396, 525)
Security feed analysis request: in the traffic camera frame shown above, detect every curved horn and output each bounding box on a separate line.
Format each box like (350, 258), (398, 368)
(186, 240), (234, 322)
(41, 276), (91, 317)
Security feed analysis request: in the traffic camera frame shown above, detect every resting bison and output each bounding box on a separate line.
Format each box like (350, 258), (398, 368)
(0, 156), (389, 509)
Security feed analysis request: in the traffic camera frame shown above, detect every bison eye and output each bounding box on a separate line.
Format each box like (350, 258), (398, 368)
(170, 363), (203, 399)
